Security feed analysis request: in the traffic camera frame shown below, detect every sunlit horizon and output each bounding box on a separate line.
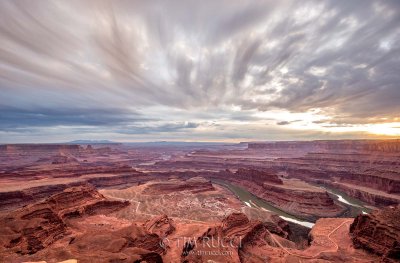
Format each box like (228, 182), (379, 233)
(1, 0), (399, 142)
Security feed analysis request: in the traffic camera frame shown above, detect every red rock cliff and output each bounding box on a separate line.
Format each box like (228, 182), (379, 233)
(235, 168), (283, 184)
(0, 184), (129, 255)
(350, 206), (400, 261)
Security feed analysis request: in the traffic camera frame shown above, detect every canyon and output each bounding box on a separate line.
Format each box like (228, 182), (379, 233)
(0, 140), (399, 262)
(350, 205), (400, 261)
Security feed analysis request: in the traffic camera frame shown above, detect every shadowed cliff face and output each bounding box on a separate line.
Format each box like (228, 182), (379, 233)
(350, 205), (400, 261)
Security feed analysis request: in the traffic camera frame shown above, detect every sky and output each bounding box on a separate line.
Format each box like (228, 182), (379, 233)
(0, 0), (400, 143)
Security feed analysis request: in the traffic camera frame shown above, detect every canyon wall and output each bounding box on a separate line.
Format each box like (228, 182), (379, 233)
(236, 180), (344, 220)
(323, 181), (400, 207)
(0, 171), (157, 211)
(248, 139), (400, 153)
(208, 169), (345, 221)
(0, 144), (81, 152)
(350, 206), (400, 261)
(235, 168), (283, 184)
(271, 160), (400, 207)
(0, 185), (129, 255)
(143, 177), (215, 194)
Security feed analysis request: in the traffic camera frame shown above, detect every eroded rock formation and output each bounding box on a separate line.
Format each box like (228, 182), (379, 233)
(324, 181), (400, 206)
(248, 139), (400, 153)
(0, 141), (398, 262)
(144, 214), (176, 238)
(350, 206), (400, 262)
(0, 171), (156, 211)
(143, 177), (215, 194)
(235, 168), (283, 184)
(212, 169), (345, 220)
(182, 212), (281, 263)
(0, 184), (128, 255)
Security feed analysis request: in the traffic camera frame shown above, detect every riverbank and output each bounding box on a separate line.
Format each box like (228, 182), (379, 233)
(212, 179), (315, 228)
(315, 183), (373, 215)
(212, 179), (373, 229)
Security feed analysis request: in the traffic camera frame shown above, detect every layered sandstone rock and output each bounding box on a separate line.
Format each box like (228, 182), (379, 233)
(35, 153), (79, 165)
(86, 172), (155, 188)
(0, 204), (67, 255)
(336, 173), (400, 194)
(257, 182), (345, 220)
(143, 177), (215, 194)
(324, 181), (400, 207)
(268, 155), (400, 207)
(248, 139), (400, 153)
(350, 206), (400, 261)
(0, 182), (90, 212)
(47, 184), (130, 218)
(0, 184), (129, 255)
(0, 144), (81, 168)
(1, 165), (137, 184)
(0, 195), (387, 263)
(182, 212), (282, 263)
(66, 222), (165, 262)
(144, 214), (176, 238)
(0, 171), (156, 211)
(213, 169), (345, 220)
(0, 144), (81, 153)
(363, 140), (400, 153)
(234, 168), (283, 184)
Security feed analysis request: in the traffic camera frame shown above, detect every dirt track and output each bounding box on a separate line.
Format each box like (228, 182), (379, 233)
(270, 219), (353, 260)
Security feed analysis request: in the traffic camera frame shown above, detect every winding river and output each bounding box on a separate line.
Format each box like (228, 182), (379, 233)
(212, 179), (315, 228)
(212, 179), (372, 229)
(319, 185), (372, 216)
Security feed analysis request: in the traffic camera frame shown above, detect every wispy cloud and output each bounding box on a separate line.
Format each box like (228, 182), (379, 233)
(0, 0), (399, 142)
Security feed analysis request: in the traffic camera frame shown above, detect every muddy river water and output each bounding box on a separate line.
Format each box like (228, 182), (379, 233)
(212, 179), (371, 228)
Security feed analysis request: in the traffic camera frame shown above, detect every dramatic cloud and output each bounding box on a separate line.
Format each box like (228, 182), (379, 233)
(0, 0), (399, 142)
(0, 106), (148, 129)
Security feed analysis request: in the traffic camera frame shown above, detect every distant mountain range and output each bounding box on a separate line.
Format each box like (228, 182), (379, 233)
(124, 141), (231, 147)
(66, 140), (238, 147)
(67, 140), (118, 144)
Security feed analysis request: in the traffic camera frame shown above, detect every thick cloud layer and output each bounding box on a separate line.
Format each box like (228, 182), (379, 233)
(0, 0), (399, 142)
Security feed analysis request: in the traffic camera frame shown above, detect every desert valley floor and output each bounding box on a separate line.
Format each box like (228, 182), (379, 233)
(0, 140), (399, 262)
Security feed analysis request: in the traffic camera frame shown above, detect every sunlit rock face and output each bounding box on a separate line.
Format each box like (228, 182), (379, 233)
(248, 140), (400, 153)
(0, 185), (129, 255)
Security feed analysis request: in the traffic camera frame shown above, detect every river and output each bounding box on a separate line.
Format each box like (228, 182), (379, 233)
(212, 179), (372, 229)
(319, 184), (372, 216)
(212, 179), (315, 228)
